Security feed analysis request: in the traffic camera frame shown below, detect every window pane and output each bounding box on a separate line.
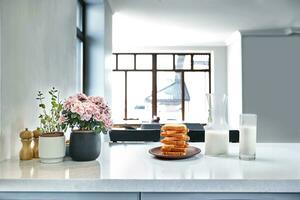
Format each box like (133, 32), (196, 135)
(194, 54), (209, 70)
(118, 55), (134, 70)
(175, 55), (191, 70)
(77, 2), (83, 31)
(157, 72), (182, 121)
(112, 72), (125, 121)
(157, 55), (173, 70)
(127, 72), (152, 121)
(76, 38), (83, 92)
(184, 72), (209, 123)
(136, 55), (152, 70)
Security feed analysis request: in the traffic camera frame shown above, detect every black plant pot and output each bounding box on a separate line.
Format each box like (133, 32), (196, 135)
(69, 131), (101, 161)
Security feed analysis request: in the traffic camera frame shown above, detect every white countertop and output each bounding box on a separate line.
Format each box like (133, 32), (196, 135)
(1, 142), (300, 192)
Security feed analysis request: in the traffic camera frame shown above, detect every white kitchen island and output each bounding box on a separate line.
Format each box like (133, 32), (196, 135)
(0, 143), (300, 199)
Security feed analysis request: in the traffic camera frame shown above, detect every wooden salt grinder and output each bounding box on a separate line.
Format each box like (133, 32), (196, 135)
(32, 128), (42, 158)
(19, 128), (33, 160)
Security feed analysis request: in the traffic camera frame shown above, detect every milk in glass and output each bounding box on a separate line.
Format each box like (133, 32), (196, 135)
(204, 93), (229, 156)
(239, 114), (257, 160)
(205, 130), (229, 155)
(239, 125), (256, 158)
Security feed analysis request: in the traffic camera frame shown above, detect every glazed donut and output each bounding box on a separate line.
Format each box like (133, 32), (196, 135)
(161, 124), (188, 132)
(160, 135), (190, 141)
(161, 146), (187, 153)
(160, 131), (188, 137)
(162, 144), (189, 148)
(162, 151), (186, 156)
(174, 143), (189, 148)
(160, 123), (190, 156)
(160, 139), (187, 146)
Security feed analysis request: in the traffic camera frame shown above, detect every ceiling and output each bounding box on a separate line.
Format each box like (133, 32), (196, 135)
(108, 0), (300, 48)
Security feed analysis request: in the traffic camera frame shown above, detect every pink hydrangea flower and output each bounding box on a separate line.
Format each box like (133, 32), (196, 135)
(62, 93), (113, 131)
(58, 115), (66, 124)
(81, 113), (92, 121)
(63, 95), (80, 110)
(88, 96), (104, 104)
(71, 102), (84, 116)
(76, 93), (88, 101)
(103, 117), (113, 129)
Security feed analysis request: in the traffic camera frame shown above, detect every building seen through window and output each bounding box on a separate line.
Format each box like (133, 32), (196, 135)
(112, 53), (211, 123)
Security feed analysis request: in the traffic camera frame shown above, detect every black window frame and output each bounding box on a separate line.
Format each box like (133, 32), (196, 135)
(77, 0), (86, 92)
(112, 53), (211, 121)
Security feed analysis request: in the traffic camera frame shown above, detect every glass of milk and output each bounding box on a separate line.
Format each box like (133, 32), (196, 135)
(239, 114), (257, 160)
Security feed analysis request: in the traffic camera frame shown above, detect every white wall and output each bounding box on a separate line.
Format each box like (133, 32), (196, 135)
(242, 35), (300, 142)
(0, 0), (79, 160)
(226, 32), (242, 129)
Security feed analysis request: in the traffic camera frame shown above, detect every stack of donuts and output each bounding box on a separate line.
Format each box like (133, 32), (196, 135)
(160, 124), (190, 156)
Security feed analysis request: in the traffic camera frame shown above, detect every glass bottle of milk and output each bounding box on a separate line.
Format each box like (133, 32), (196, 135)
(205, 93), (229, 156)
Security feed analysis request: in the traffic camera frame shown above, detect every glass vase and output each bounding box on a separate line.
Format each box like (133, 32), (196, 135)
(205, 93), (229, 156)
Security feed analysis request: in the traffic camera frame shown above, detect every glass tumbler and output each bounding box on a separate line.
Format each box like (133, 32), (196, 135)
(239, 114), (257, 160)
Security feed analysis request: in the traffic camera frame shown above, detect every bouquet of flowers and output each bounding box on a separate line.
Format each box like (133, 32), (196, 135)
(60, 93), (112, 133)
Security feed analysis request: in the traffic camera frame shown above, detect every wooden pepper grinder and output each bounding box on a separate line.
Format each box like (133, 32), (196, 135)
(32, 128), (42, 158)
(19, 128), (33, 160)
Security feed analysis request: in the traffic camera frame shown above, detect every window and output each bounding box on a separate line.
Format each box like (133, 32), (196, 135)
(76, 0), (86, 92)
(112, 53), (211, 123)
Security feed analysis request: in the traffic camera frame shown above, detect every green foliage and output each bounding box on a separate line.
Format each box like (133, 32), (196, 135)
(36, 87), (66, 133)
(62, 110), (106, 134)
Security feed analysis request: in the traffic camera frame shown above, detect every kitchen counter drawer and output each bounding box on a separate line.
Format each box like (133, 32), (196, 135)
(141, 193), (300, 200)
(0, 192), (139, 200)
